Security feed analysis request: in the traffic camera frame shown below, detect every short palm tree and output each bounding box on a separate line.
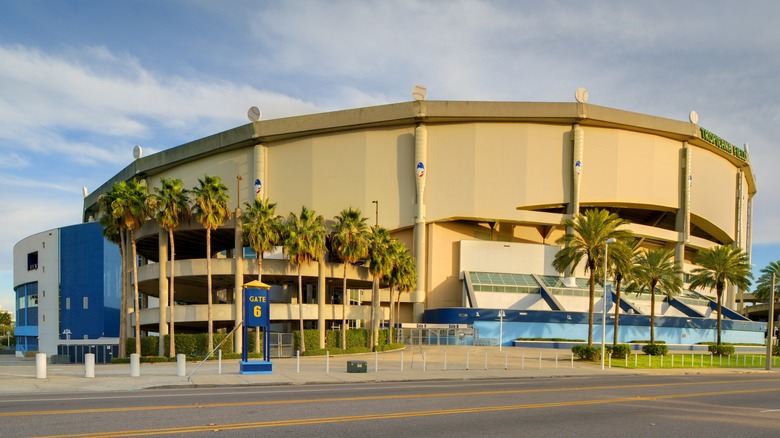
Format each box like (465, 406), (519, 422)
(367, 226), (393, 349)
(607, 239), (640, 345)
(242, 198), (282, 352)
(689, 245), (752, 345)
(108, 179), (150, 355)
(752, 261), (780, 301)
(330, 208), (370, 350)
(387, 241), (416, 344)
(282, 206), (326, 353)
(97, 186), (128, 357)
(149, 177), (190, 357)
(631, 248), (683, 344)
(191, 175), (231, 352)
(553, 209), (634, 346)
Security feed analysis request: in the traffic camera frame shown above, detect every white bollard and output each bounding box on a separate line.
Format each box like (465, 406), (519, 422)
(484, 351), (488, 370)
(296, 350), (300, 373)
(218, 349), (222, 375)
(400, 350), (404, 371)
(85, 353), (95, 378)
(505, 352), (508, 370)
(36, 353), (47, 379)
(538, 352), (542, 369)
(555, 353), (559, 369)
(130, 353), (140, 377)
(326, 351), (329, 373)
(176, 354), (186, 377)
(423, 351), (427, 371)
(375, 351), (378, 373)
(466, 351), (470, 370)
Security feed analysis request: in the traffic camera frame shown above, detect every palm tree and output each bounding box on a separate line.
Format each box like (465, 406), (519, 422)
(689, 245), (752, 346)
(242, 198), (282, 352)
(191, 175), (231, 352)
(367, 226), (393, 349)
(149, 177), (190, 357)
(607, 239), (640, 345)
(107, 179), (150, 355)
(282, 206), (326, 354)
(553, 208), (634, 346)
(752, 261), (780, 301)
(631, 248), (683, 344)
(387, 242), (416, 344)
(330, 207), (370, 350)
(97, 186), (128, 357)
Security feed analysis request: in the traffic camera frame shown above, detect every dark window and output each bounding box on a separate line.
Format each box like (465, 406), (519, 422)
(27, 252), (38, 270)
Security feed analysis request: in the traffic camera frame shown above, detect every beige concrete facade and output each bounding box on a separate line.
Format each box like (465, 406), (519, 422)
(82, 100), (755, 349)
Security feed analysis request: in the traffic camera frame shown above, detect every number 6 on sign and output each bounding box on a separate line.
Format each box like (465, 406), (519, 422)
(254, 306), (262, 318)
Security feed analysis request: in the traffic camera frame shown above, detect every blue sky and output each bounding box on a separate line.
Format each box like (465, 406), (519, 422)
(1, 1), (779, 313)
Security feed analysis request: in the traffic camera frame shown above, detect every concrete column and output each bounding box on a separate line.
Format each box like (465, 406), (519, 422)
(253, 144), (266, 201)
(564, 124), (584, 286)
(318, 258), (326, 349)
(85, 353), (95, 378)
(35, 353), (47, 379)
(234, 207), (243, 354)
(412, 123), (427, 322)
(130, 353), (140, 377)
(675, 143), (691, 272)
(157, 227), (169, 357)
(731, 170), (745, 310)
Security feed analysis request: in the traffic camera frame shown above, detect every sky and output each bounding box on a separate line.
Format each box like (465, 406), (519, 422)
(1, 0), (779, 313)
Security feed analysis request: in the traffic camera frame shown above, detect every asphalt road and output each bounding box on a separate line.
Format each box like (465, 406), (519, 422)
(2, 374), (779, 437)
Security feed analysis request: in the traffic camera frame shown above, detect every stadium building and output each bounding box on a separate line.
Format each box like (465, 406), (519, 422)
(16, 93), (765, 357)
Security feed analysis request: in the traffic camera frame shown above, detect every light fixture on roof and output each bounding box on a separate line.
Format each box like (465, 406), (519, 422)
(247, 106), (262, 122)
(132, 145), (142, 160)
(689, 111), (699, 124)
(411, 85), (428, 101)
(575, 87), (589, 103)
(82, 186), (88, 198)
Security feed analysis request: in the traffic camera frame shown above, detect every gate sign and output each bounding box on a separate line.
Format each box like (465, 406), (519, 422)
(244, 286), (270, 328)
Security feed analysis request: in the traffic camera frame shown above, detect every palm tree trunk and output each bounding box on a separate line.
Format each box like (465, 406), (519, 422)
(613, 280), (621, 346)
(256, 256), (263, 353)
(206, 228), (213, 353)
(371, 276), (380, 348)
(342, 264), (348, 351)
(716, 286), (723, 345)
(588, 272), (595, 347)
(119, 230), (127, 358)
(297, 267), (306, 353)
(131, 230), (141, 355)
(650, 287), (656, 344)
(169, 229), (176, 358)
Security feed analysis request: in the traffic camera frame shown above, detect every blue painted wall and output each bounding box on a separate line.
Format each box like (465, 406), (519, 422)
(425, 308), (765, 346)
(59, 222), (120, 339)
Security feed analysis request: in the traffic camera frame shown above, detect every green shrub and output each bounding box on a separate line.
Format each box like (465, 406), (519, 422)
(642, 343), (668, 356)
(773, 345), (780, 356)
(708, 344), (735, 356)
(572, 345), (600, 360)
(606, 344), (631, 358)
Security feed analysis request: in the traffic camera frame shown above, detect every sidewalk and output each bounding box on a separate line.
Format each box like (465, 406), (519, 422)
(0, 346), (773, 394)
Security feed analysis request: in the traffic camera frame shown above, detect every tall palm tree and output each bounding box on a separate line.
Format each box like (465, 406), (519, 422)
(107, 179), (150, 355)
(553, 208), (634, 346)
(242, 198), (282, 352)
(607, 239), (640, 345)
(752, 260), (780, 301)
(367, 226), (393, 349)
(97, 186), (128, 357)
(282, 206), (326, 354)
(149, 177), (190, 357)
(330, 207), (370, 350)
(191, 175), (231, 352)
(387, 242), (416, 344)
(689, 245), (752, 345)
(631, 248), (683, 344)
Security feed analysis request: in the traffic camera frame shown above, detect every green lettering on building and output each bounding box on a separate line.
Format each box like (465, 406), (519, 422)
(700, 127), (748, 162)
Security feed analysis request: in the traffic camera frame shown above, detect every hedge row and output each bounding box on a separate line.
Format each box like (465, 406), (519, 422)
(127, 328), (399, 358)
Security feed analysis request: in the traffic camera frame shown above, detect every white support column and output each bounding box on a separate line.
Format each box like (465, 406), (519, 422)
(412, 123), (427, 322)
(157, 227), (169, 357)
(564, 124), (584, 286)
(675, 143), (691, 273)
(318, 258), (326, 349)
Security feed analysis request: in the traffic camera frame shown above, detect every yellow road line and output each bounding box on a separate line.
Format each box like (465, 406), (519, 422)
(36, 386), (780, 438)
(5, 377), (778, 418)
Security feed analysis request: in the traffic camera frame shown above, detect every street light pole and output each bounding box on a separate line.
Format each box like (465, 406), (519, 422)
(766, 273), (775, 370)
(601, 238), (616, 370)
(498, 310), (506, 351)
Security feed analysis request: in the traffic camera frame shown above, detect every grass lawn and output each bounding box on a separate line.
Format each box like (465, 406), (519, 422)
(604, 353), (779, 369)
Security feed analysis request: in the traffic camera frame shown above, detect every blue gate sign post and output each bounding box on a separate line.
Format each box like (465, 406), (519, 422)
(240, 280), (272, 374)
